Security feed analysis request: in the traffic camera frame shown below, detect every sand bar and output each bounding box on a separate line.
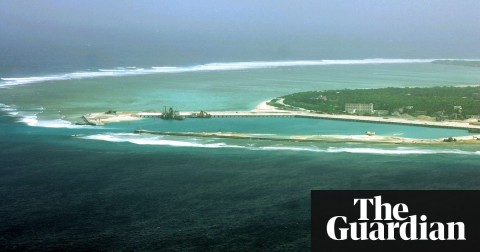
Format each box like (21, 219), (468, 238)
(134, 130), (480, 145)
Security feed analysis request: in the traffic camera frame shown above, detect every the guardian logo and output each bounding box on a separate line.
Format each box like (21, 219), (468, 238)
(312, 191), (479, 251)
(326, 196), (465, 241)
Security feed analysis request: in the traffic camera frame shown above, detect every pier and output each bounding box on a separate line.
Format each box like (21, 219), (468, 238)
(84, 109), (480, 132)
(136, 110), (480, 131)
(137, 111), (296, 118)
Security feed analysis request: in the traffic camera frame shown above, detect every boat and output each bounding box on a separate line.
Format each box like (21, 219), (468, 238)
(365, 131), (376, 136)
(160, 106), (185, 120)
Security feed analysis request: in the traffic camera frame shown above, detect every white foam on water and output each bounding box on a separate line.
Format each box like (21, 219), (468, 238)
(259, 146), (480, 155)
(0, 104), (22, 118)
(0, 59), (446, 88)
(17, 113), (89, 129)
(78, 133), (480, 155)
(325, 147), (480, 155)
(0, 103), (94, 129)
(20, 116), (87, 129)
(79, 133), (247, 148)
(257, 146), (324, 152)
(0, 103), (16, 113)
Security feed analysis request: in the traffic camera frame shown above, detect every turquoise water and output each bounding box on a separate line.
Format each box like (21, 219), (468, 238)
(1, 61), (480, 250)
(2, 62), (480, 122)
(2, 114), (480, 250)
(123, 117), (473, 139)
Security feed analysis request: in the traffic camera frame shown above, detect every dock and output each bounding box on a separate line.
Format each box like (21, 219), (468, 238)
(135, 111), (480, 131)
(83, 109), (480, 132)
(137, 111), (295, 118)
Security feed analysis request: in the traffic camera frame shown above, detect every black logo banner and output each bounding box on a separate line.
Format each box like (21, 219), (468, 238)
(311, 190), (480, 251)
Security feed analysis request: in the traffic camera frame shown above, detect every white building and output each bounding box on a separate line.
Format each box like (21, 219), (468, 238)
(345, 103), (374, 114)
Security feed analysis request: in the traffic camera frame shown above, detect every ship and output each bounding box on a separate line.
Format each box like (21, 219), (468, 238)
(160, 106), (185, 120)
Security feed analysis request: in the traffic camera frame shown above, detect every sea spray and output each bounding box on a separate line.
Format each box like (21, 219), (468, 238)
(79, 133), (480, 155)
(0, 104), (94, 129)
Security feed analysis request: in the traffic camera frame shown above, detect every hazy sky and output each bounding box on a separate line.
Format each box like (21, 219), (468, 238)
(1, 1), (480, 72)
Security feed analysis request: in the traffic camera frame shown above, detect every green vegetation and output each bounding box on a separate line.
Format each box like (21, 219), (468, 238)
(432, 60), (480, 68)
(443, 137), (457, 142)
(278, 86), (480, 119)
(267, 98), (290, 110)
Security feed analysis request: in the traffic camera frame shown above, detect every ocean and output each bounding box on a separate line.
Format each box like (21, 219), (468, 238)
(1, 60), (480, 250)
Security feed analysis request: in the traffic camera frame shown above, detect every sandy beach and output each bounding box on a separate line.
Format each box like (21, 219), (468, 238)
(251, 100), (281, 112)
(80, 98), (480, 145)
(83, 112), (141, 125)
(255, 99), (480, 131)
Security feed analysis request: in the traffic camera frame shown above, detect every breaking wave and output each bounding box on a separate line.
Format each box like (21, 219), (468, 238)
(0, 59), (439, 88)
(0, 103), (92, 129)
(19, 116), (86, 128)
(324, 147), (480, 155)
(79, 133), (246, 148)
(78, 133), (480, 155)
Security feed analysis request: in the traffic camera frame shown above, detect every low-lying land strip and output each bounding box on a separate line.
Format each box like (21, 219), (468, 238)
(274, 86), (480, 118)
(81, 109), (480, 131)
(134, 130), (480, 145)
(80, 86), (480, 137)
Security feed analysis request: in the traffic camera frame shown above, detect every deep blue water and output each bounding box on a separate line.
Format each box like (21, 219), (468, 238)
(2, 2), (480, 248)
(2, 112), (480, 250)
(1, 59), (480, 251)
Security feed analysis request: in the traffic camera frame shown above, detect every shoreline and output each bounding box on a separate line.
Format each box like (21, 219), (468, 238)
(81, 100), (480, 131)
(134, 130), (480, 145)
(251, 99), (284, 112)
(79, 99), (480, 144)
(252, 99), (480, 131)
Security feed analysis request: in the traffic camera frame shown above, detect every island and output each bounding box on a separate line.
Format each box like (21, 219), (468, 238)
(269, 86), (480, 121)
(79, 86), (480, 144)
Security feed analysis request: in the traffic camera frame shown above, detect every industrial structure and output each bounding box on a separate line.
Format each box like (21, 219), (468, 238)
(160, 106), (185, 120)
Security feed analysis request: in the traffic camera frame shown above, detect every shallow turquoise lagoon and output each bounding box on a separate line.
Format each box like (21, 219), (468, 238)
(114, 117), (473, 139)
